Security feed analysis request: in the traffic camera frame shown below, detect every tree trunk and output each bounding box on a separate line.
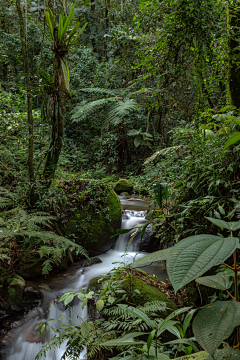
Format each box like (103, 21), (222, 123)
(42, 28), (69, 185)
(227, 2), (240, 108)
(15, 0), (35, 184)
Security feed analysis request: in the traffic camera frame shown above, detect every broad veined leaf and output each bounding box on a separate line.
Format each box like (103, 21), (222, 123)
(228, 221), (240, 231)
(96, 299), (104, 311)
(223, 132), (240, 152)
(134, 134), (142, 147)
(81, 321), (90, 338)
(210, 347), (240, 359)
(163, 338), (199, 353)
(183, 309), (197, 335)
(132, 247), (172, 266)
(192, 301), (240, 357)
(128, 129), (141, 136)
(64, 293), (74, 305)
(205, 217), (231, 230)
(206, 217), (240, 232)
(196, 274), (233, 290)
(153, 183), (168, 208)
(167, 235), (238, 292)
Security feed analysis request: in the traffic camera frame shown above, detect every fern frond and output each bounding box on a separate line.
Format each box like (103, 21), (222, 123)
(140, 301), (167, 314)
(144, 145), (186, 164)
(104, 99), (139, 128)
(71, 97), (118, 123)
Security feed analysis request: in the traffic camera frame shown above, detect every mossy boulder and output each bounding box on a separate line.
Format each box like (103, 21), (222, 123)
(8, 274), (26, 311)
(57, 180), (122, 255)
(18, 248), (68, 279)
(100, 269), (176, 310)
(18, 253), (44, 279)
(114, 179), (133, 194)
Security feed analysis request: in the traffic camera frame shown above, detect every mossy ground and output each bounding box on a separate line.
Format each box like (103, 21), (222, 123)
(100, 268), (176, 310)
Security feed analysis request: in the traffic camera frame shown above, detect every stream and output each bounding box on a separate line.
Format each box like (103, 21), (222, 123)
(2, 197), (168, 360)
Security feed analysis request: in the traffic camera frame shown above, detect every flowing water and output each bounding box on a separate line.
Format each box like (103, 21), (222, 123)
(2, 198), (167, 360)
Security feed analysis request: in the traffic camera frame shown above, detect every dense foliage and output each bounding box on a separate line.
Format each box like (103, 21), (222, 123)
(1, 0), (240, 359)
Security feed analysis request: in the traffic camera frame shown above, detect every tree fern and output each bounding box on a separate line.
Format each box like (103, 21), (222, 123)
(104, 99), (139, 127)
(0, 208), (88, 275)
(71, 97), (118, 123)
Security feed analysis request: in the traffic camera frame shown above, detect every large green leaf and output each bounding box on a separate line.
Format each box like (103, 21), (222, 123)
(210, 347), (240, 360)
(206, 217), (240, 232)
(132, 247), (172, 266)
(205, 217), (231, 230)
(192, 301), (240, 357)
(167, 235), (238, 292)
(153, 183), (168, 208)
(196, 273), (233, 290)
(223, 132), (240, 152)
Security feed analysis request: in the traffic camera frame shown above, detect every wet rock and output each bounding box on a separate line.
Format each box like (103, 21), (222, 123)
(81, 257), (102, 268)
(23, 286), (41, 304)
(88, 277), (102, 292)
(114, 179), (133, 194)
(131, 224), (158, 253)
(8, 274), (26, 311)
(0, 310), (9, 321)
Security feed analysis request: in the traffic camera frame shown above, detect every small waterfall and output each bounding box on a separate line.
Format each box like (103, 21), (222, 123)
(114, 210), (146, 252)
(3, 209), (153, 360)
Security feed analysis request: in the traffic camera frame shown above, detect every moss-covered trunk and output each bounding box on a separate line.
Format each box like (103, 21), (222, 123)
(42, 30), (69, 184)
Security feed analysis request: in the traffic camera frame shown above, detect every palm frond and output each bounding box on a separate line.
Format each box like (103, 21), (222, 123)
(144, 145), (187, 165)
(78, 87), (118, 96)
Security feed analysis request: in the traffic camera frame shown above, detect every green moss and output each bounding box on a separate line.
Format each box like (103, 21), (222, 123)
(62, 186), (122, 253)
(8, 274), (26, 310)
(114, 179), (133, 194)
(100, 271), (176, 310)
(124, 275), (176, 309)
(88, 277), (102, 292)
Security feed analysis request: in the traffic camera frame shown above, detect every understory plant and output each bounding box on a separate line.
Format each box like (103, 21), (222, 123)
(133, 217), (240, 359)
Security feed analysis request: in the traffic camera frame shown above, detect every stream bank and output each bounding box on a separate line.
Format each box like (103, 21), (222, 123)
(0, 197), (169, 360)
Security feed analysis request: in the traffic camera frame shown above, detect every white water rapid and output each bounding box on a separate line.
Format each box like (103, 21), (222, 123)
(2, 205), (167, 360)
